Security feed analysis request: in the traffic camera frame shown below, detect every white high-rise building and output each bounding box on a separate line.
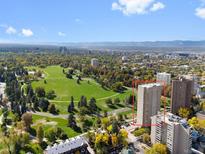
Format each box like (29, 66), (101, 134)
(122, 56), (128, 61)
(151, 112), (192, 154)
(157, 72), (171, 85)
(137, 83), (162, 126)
(91, 58), (99, 67)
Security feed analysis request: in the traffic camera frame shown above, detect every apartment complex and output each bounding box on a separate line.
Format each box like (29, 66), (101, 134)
(137, 83), (162, 126)
(91, 58), (99, 67)
(183, 74), (199, 95)
(44, 136), (89, 154)
(171, 77), (193, 114)
(151, 112), (192, 154)
(156, 72), (171, 85)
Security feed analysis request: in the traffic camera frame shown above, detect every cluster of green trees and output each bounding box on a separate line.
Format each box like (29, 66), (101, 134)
(67, 96), (99, 132)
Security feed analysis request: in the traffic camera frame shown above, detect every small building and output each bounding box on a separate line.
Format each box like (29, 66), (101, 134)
(156, 72), (171, 85)
(196, 85), (205, 99)
(122, 56), (128, 61)
(91, 58), (99, 67)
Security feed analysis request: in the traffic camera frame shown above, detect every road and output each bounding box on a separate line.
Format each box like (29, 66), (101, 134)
(123, 124), (145, 154)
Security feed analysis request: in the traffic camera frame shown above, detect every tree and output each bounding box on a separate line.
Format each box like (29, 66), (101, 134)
(45, 127), (57, 143)
(105, 98), (112, 106)
(117, 114), (124, 122)
(88, 97), (97, 113)
(48, 104), (57, 114)
(68, 114), (77, 129)
(39, 98), (50, 112)
(124, 95), (134, 105)
(45, 127), (67, 143)
(142, 133), (150, 144)
(66, 73), (73, 79)
(21, 113), (32, 131)
(114, 98), (120, 104)
(68, 96), (75, 113)
(201, 101), (205, 111)
(134, 128), (149, 137)
(46, 90), (56, 99)
(146, 143), (168, 154)
(77, 79), (80, 84)
(101, 117), (109, 129)
(78, 96), (87, 108)
(112, 120), (119, 134)
(188, 117), (200, 129)
(104, 110), (108, 117)
(178, 107), (190, 119)
(35, 87), (45, 97)
(95, 117), (101, 128)
(26, 84), (34, 98)
(111, 82), (124, 92)
(37, 125), (44, 143)
(118, 129), (128, 147)
(111, 134), (118, 147)
(32, 95), (39, 110)
(79, 106), (89, 116)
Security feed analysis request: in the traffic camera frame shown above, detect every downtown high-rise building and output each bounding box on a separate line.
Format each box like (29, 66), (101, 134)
(156, 72), (171, 85)
(171, 77), (194, 114)
(151, 112), (192, 154)
(137, 83), (162, 126)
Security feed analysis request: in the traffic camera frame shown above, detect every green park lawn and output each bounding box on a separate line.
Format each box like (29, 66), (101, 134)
(27, 65), (132, 113)
(32, 114), (80, 138)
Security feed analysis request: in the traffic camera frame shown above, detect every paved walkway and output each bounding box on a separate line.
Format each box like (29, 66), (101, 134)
(29, 111), (68, 119)
(30, 107), (131, 120)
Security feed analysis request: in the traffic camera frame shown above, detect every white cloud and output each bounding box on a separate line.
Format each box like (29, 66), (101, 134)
(6, 26), (17, 34)
(21, 28), (33, 37)
(195, 7), (205, 19)
(150, 2), (165, 11)
(58, 32), (66, 37)
(112, 0), (165, 15)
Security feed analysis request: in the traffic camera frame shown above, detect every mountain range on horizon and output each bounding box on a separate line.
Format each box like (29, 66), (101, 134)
(1, 40), (205, 48)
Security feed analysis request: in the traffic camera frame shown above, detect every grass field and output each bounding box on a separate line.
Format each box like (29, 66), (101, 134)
(27, 65), (132, 113)
(32, 114), (80, 137)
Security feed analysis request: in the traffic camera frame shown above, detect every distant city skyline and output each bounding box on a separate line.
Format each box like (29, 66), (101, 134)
(0, 0), (205, 43)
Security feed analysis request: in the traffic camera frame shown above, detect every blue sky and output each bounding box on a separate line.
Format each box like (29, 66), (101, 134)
(0, 0), (205, 43)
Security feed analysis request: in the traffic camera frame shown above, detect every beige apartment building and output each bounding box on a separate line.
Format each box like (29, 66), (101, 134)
(137, 83), (162, 126)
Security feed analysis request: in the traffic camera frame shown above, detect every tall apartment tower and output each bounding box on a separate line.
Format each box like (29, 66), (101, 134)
(157, 72), (171, 85)
(171, 78), (194, 114)
(137, 83), (162, 126)
(151, 112), (192, 154)
(91, 58), (99, 67)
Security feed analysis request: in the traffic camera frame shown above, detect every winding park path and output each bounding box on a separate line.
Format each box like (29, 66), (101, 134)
(49, 93), (120, 103)
(29, 107), (131, 119)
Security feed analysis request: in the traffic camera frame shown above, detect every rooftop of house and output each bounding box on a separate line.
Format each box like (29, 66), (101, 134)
(45, 136), (87, 154)
(139, 83), (161, 88)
